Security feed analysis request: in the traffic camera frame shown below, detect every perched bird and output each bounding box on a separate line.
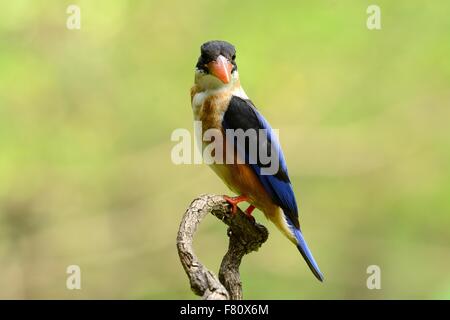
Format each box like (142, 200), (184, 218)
(190, 40), (323, 281)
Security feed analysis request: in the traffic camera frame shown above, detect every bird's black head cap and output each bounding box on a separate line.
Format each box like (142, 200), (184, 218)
(196, 40), (237, 73)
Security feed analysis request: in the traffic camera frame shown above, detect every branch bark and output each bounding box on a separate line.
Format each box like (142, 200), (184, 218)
(176, 194), (269, 300)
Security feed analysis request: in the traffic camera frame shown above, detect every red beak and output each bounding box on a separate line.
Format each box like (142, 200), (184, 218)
(207, 55), (233, 84)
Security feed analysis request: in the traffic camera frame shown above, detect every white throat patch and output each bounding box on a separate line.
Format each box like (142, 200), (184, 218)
(192, 70), (249, 119)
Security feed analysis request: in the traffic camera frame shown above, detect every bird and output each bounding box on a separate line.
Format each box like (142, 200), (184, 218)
(190, 40), (323, 282)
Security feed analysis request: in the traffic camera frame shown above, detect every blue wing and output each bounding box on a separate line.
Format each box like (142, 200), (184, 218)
(222, 95), (300, 228)
(222, 96), (324, 281)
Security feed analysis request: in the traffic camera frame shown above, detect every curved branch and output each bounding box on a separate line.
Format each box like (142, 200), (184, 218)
(176, 194), (269, 300)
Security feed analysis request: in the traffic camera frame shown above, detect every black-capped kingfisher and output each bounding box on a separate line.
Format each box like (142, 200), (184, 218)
(190, 40), (323, 281)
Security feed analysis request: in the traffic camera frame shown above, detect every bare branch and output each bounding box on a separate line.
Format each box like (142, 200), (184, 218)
(176, 194), (269, 300)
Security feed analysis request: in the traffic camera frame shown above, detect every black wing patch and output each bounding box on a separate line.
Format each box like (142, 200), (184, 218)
(223, 96), (290, 182)
(222, 96), (299, 227)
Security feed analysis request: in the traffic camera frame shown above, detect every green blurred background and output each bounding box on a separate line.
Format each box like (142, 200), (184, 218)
(0, 0), (449, 299)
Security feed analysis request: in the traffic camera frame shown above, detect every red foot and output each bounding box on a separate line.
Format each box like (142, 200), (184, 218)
(245, 205), (255, 216)
(223, 195), (249, 214)
(245, 205), (256, 222)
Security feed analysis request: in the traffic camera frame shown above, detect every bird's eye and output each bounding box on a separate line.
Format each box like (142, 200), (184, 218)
(232, 54), (236, 60)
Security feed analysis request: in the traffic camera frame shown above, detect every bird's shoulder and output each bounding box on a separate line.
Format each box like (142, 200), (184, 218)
(223, 95), (262, 132)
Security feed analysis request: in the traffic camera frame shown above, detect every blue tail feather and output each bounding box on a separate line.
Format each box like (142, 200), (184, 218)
(293, 227), (324, 282)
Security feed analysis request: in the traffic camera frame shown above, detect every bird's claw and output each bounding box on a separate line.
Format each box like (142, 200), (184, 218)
(223, 195), (249, 215)
(245, 205), (256, 222)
